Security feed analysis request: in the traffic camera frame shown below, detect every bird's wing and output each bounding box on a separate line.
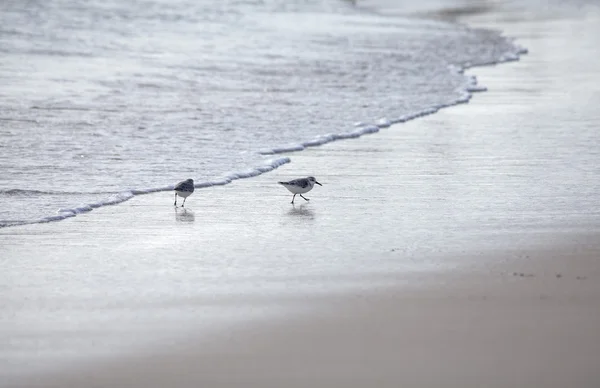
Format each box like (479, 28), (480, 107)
(287, 178), (309, 188)
(175, 180), (194, 191)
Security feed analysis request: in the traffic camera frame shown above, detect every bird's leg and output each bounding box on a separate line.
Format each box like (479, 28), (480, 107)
(300, 195), (310, 202)
(174, 193), (177, 206)
(291, 194), (296, 204)
(181, 197), (187, 208)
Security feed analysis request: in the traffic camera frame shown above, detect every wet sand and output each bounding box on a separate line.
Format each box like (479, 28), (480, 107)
(2, 3), (600, 388)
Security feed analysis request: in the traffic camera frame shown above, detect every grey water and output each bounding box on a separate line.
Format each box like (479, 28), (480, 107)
(0, 0), (522, 226)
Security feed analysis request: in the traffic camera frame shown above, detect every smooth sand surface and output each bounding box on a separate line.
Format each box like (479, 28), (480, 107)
(2, 3), (600, 388)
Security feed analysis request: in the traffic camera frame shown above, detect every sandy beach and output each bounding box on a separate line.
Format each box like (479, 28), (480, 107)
(2, 2), (600, 388)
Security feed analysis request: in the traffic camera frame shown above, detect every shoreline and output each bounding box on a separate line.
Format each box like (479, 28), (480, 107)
(0, 16), (526, 230)
(3, 2), (600, 387)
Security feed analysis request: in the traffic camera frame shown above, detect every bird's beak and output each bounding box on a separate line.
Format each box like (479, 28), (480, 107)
(315, 181), (322, 186)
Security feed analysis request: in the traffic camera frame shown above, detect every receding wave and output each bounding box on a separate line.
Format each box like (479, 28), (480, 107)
(0, 48), (527, 229)
(0, 0), (528, 230)
(258, 53), (526, 155)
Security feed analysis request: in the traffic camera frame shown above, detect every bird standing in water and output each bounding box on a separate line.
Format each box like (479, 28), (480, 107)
(174, 178), (194, 207)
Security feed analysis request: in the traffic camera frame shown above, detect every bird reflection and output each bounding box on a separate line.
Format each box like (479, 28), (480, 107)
(287, 204), (314, 219)
(175, 208), (195, 223)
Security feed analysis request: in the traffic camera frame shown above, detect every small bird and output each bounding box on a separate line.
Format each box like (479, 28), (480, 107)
(173, 178), (194, 207)
(278, 176), (322, 204)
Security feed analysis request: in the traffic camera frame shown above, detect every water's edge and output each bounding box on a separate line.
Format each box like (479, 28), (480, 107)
(0, 37), (527, 229)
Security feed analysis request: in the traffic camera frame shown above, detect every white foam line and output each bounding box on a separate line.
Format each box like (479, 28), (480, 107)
(10, 157), (291, 228)
(5, 42), (528, 230)
(259, 124), (383, 155)
(265, 39), (528, 158)
(377, 118), (392, 128)
(258, 104), (463, 156)
(260, 44), (527, 157)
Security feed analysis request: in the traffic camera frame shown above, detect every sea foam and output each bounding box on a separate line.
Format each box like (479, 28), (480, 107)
(0, 0), (527, 228)
(257, 44), (526, 157)
(1, 41), (527, 229)
(8, 157), (290, 227)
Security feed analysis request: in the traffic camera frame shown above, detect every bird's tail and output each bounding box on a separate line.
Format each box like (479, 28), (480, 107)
(278, 181), (286, 185)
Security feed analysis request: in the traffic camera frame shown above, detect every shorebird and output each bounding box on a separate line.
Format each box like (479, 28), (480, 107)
(173, 178), (194, 207)
(278, 176), (322, 204)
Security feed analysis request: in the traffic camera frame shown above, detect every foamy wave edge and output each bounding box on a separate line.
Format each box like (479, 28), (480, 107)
(0, 157), (290, 228)
(2, 42), (527, 229)
(259, 46), (528, 156)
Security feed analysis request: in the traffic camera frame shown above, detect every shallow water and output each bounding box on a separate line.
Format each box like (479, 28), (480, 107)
(0, 0), (523, 226)
(2, 2), (600, 384)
